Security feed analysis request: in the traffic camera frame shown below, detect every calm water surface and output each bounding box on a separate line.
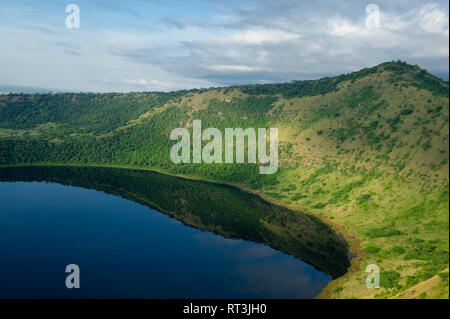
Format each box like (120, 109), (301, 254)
(0, 180), (332, 298)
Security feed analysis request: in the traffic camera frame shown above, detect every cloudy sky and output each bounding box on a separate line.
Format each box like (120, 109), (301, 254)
(0, 0), (448, 92)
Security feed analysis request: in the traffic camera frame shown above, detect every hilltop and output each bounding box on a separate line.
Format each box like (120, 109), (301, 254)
(0, 61), (448, 298)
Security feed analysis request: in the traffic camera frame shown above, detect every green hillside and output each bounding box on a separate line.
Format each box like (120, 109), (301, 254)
(0, 61), (448, 298)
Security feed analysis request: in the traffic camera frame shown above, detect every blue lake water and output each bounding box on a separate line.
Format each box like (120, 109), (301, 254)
(0, 181), (332, 298)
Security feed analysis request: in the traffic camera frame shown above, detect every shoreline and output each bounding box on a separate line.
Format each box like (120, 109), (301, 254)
(0, 162), (364, 298)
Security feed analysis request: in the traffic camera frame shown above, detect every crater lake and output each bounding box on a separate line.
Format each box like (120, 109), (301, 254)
(0, 166), (350, 298)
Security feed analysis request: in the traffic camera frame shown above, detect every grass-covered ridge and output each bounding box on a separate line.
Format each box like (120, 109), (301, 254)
(0, 61), (448, 298)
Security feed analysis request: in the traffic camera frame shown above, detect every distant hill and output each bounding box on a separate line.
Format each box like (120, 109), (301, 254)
(0, 61), (448, 299)
(0, 84), (58, 94)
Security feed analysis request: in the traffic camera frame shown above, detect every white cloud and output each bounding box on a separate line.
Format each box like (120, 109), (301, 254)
(418, 3), (449, 35)
(327, 18), (362, 37)
(1, 0), (448, 91)
(207, 64), (261, 72)
(149, 2), (448, 84)
(122, 78), (149, 85)
(225, 28), (300, 45)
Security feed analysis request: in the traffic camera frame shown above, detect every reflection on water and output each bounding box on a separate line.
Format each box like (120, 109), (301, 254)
(0, 166), (350, 298)
(194, 232), (329, 298)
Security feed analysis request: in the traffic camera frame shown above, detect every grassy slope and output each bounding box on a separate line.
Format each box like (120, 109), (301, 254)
(392, 268), (449, 299)
(0, 61), (448, 298)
